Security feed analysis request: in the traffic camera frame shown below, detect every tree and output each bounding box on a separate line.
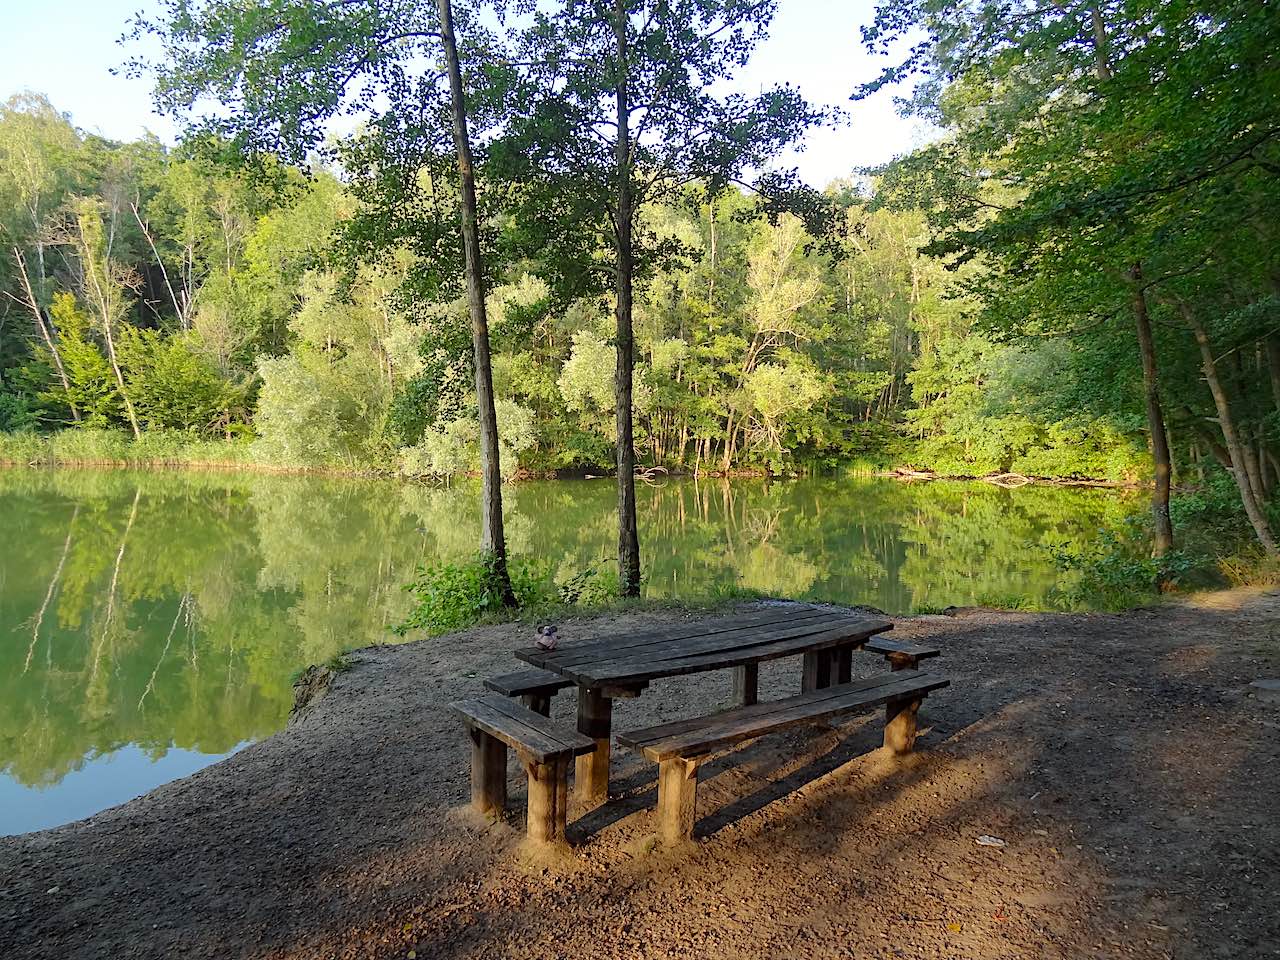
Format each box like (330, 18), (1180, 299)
(0, 94), (86, 421)
(860, 0), (1280, 556)
(133, 0), (520, 599)
(502, 0), (830, 595)
(63, 198), (143, 438)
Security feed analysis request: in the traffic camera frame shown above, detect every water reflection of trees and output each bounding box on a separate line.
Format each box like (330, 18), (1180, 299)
(0, 469), (1129, 790)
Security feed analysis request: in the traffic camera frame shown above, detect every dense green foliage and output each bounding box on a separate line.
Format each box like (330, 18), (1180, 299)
(860, 0), (1280, 555)
(3, 0), (1279, 573)
(0, 86), (1152, 482)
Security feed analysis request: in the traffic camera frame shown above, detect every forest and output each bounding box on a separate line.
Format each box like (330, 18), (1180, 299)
(0, 93), (1144, 483)
(0, 0), (1277, 577)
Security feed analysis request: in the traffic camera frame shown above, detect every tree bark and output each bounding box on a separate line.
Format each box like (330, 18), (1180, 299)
(1269, 334), (1280, 414)
(1181, 305), (1277, 555)
(13, 247), (78, 421)
(438, 0), (515, 603)
(613, 0), (641, 596)
(1129, 269), (1173, 556)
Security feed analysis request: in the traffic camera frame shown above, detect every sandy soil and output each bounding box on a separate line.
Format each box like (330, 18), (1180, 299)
(3, 592), (1279, 960)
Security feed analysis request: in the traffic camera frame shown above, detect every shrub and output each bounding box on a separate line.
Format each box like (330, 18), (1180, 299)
(393, 552), (559, 637)
(1048, 527), (1195, 611)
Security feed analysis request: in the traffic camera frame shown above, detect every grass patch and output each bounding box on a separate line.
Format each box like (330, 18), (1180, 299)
(393, 552), (774, 639)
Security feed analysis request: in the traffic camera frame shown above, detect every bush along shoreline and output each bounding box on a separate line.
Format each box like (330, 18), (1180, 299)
(0, 427), (1145, 486)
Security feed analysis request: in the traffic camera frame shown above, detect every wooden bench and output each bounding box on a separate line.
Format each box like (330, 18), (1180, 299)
(617, 671), (949, 845)
(451, 695), (595, 844)
(863, 636), (940, 672)
(807, 637), (940, 690)
(483, 668), (575, 716)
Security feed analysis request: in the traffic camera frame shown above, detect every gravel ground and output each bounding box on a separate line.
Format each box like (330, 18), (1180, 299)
(2, 591), (1279, 960)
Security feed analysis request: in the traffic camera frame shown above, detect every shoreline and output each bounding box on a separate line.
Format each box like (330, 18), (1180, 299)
(0, 455), (1143, 488)
(2, 594), (1276, 959)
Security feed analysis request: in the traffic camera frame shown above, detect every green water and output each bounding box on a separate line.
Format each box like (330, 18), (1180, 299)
(0, 468), (1131, 835)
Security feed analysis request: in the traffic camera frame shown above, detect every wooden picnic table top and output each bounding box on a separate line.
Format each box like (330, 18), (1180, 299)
(515, 605), (893, 689)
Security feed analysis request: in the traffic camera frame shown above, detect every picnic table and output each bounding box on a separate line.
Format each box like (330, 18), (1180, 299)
(515, 604), (896, 806)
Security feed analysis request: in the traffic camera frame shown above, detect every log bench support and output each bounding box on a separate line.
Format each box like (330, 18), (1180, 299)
(883, 696), (922, 754)
(620, 671), (950, 846)
(525, 756), (572, 844)
(451, 695), (595, 846)
(657, 756), (701, 846)
(863, 637), (941, 672)
(470, 726), (508, 818)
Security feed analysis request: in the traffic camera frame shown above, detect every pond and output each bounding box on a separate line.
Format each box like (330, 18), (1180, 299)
(0, 468), (1131, 836)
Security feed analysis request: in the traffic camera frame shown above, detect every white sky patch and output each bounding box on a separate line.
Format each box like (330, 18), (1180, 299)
(0, 0), (933, 187)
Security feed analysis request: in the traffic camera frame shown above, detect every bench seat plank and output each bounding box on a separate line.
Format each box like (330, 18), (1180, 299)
(483, 668), (575, 698)
(451, 695), (595, 764)
(618, 672), (949, 762)
(863, 636), (941, 660)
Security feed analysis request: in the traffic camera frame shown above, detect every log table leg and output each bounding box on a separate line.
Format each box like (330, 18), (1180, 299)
(834, 646), (852, 685)
(469, 727), (507, 818)
(657, 756), (699, 846)
(884, 697), (922, 754)
(525, 756), (570, 844)
(733, 663), (759, 706)
(801, 650), (831, 693)
(576, 686), (613, 807)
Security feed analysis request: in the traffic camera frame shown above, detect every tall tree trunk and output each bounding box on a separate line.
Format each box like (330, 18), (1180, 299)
(1269, 334), (1280, 414)
(1182, 306), (1278, 555)
(613, 0), (640, 596)
(1129, 269), (1173, 556)
(13, 247), (79, 422)
(438, 0), (515, 604)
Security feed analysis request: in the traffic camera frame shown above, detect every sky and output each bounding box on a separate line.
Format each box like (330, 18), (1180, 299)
(0, 0), (927, 188)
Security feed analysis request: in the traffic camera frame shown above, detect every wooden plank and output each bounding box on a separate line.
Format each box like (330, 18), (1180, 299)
(573, 620), (892, 686)
(864, 636), (940, 660)
(568, 618), (890, 683)
(620, 673), (949, 761)
(483, 695), (595, 754)
(566, 616), (869, 678)
(484, 668), (574, 697)
(619, 673), (908, 747)
(450, 696), (581, 764)
(516, 606), (842, 670)
(533, 605), (835, 664)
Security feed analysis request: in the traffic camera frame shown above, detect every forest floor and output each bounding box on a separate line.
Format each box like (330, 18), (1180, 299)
(3, 591), (1279, 960)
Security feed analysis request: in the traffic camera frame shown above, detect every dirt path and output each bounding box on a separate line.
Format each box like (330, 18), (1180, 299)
(3, 592), (1279, 960)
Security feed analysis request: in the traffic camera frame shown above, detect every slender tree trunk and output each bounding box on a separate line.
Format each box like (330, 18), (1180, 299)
(1129, 269), (1173, 556)
(13, 247), (79, 421)
(613, 0), (640, 596)
(438, 0), (515, 604)
(102, 324), (141, 439)
(1183, 306), (1277, 554)
(1269, 334), (1280, 414)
